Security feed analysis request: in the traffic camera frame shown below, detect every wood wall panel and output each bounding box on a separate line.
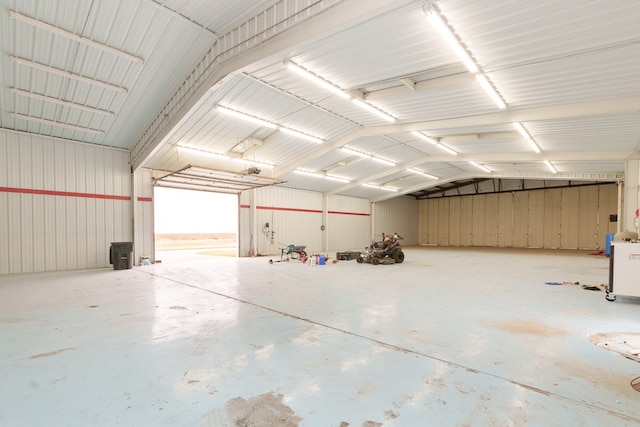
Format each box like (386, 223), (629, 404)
(472, 196), (486, 246)
(543, 189), (562, 248)
(497, 192), (513, 247)
(513, 192), (529, 247)
(528, 190), (545, 248)
(459, 196), (473, 246)
(449, 197), (461, 245)
(437, 198), (450, 246)
(484, 193), (499, 247)
(560, 188), (580, 249)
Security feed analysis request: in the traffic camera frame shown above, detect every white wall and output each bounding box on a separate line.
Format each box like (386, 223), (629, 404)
(0, 130), (132, 274)
(239, 187), (374, 257)
(238, 187), (421, 257)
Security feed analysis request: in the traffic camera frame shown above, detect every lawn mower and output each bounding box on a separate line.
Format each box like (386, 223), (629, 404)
(357, 232), (405, 265)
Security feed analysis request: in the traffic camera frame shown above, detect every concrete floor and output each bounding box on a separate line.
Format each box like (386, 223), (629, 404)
(1, 246), (639, 426)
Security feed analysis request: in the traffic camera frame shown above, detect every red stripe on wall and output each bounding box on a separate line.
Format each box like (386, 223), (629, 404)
(137, 197), (153, 202)
(239, 204), (369, 216)
(0, 186), (131, 201)
(328, 210), (370, 216)
(256, 205), (322, 214)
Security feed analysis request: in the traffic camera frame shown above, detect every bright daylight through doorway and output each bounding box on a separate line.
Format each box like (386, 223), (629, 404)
(154, 187), (238, 261)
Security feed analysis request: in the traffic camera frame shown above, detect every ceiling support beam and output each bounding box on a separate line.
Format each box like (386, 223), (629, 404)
(275, 95), (640, 178)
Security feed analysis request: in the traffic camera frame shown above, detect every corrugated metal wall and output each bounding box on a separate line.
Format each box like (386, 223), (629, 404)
(239, 187), (374, 257)
(327, 195), (370, 252)
(0, 129), (132, 274)
(133, 169), (154, 264)
(372, 197), (419, 245)
(418, 184), (618, 250)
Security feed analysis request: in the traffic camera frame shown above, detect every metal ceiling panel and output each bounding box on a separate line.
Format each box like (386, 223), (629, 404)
(3, 0), (639, 201)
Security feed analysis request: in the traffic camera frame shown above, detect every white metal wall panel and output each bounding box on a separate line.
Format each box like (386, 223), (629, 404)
(0, 129), (132, 274)
(372, 197), (418, 246)
(326, 195), (370, 252)
(134, 169), (155, 264)
(238, 187), (376, 256)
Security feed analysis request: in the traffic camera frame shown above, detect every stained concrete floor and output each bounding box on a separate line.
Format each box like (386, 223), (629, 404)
(1, 246), (639, 426)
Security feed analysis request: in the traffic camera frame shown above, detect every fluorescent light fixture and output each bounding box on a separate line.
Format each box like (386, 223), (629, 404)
(9, 11), (144, 64)
(279, 127), (323, 144)
(469, 161), (492, 173)
(475, 74), (506, 109)
(526, 139), (541, 153)
(363, 183), (398, 192)
(216, 105), (277, 129)
(177, 146), (229, 159)
(512, 122), (530, 139)
(352, 99), (396, 122)
(512, 122), (541, 153)
(408, 168), (439, 179)
(285, 61), (350, 100)
(295, 169), (350, 183)
(341, 147), (372, 159)
(294, 169), (324, 179)
(325, 175), (350, 183)
(436, 143), (458, 155)
(424, 5), (478, 74)
(371, 157), (396, 167)
(544, 160), (558, 174)
(412, 131), (438, 145)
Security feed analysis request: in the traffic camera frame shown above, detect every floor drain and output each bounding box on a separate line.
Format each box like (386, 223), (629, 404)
(632, 377), (640, 392)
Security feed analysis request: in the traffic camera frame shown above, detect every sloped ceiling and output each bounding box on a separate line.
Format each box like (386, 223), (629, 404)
(1, 0), (639, 201)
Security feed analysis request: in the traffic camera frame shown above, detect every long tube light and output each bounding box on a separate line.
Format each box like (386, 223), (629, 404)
(9, 11), (144, 64)
(286, 60), (396, 122)
(177, 146), (229, 159)
(412, 131), (458, 155)
(408, 168), (439, 179)
(469, 161), (492, 173)
(424, 5), (478, 73)
(371, 157), (396, 167)
(424, 6), (507, 110)
(352, 99), (396, 122)
(217, 105), (324, 144)
(279, 127), (323, 144)
(544, 160), (558, 174)
(216, 105), (277, 129)
(11, 112), (104, 135)
(512, 122), (541, 153)
(285, 61), (350, 99)
(10, 55), (128, 94)
(411, 131), (438, 145)
(475, 74), (506, 109)
(435, 143), (458, 155)
(363, 183), (398, 192)
(294, 169), (350, 183)
(341, 147), (371, 159)
(341, 147), (396, 166)
(11, 88), (115, 117)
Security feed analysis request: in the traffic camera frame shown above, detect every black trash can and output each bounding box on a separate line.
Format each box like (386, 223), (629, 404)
(110, 242), (134, 270)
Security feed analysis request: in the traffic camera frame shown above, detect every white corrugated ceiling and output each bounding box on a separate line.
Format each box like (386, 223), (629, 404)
(1, 0), (639, 201)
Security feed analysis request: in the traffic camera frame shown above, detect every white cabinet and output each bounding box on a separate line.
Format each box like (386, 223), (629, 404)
(607, 242), (640, 301)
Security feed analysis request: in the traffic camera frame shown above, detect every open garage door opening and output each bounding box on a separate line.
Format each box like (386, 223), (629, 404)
(154, 187), (239, 262)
